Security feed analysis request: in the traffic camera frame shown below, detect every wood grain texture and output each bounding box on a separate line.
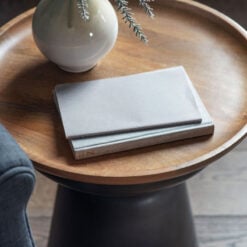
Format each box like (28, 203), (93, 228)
(189, 148), (247, 215)
(195, 216), (247, 247)
(29, 216), (51, 247)
(28, 172), (57, 217)
(0, 0), (246, 185)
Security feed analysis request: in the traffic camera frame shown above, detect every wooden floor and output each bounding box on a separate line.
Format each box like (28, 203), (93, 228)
(0, 0), (246, 246)
(190, 139), (247, 246)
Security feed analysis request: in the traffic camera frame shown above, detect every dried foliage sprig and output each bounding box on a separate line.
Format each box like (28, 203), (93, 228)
(76, 0), (90, 21)
(76, 0), (154, 42)
(139, 0), (155, 18)
(114, 0), (148, 43)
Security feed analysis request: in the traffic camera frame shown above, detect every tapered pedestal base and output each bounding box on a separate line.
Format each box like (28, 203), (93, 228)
(48, 182), (197, 247)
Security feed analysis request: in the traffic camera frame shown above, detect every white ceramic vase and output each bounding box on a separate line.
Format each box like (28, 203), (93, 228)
(32, 0), (118, 73)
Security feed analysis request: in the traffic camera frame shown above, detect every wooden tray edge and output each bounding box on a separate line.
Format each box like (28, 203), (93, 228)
(0, 2), (246, 185)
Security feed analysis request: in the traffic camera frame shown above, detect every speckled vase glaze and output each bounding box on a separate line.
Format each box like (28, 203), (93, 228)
(32, 0), (118, 73)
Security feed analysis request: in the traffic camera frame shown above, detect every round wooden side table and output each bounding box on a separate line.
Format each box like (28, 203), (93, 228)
(0, 1), (246, 246)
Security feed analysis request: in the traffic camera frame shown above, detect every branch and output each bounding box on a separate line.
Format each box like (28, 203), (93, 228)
(139, 0), (155, 18)
(114, 0), (148, 43)
(77, 0), (90, 21)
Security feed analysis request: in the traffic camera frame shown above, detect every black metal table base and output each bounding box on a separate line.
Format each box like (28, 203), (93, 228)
(48, 182), (198, 247)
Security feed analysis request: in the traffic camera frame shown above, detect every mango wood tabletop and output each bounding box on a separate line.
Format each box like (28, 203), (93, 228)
(0, 0), (246, 185)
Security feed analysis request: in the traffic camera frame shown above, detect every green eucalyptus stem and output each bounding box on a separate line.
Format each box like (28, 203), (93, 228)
(114, 0), (148, 43)
(139, 0), (155, 18)
(76, 0), (154, 42)
(76, 0), (90, 21)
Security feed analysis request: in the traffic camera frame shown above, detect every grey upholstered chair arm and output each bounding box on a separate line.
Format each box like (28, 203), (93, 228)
(0, 124), (36, 247)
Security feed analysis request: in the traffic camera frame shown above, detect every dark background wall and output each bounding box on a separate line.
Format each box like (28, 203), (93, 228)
(198, 0), (247, 28)
(0, 0), (39, 25)
(0, 0), (246, 28)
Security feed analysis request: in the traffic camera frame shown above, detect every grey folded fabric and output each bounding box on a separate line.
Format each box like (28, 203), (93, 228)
(54, 66), (202, 139)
